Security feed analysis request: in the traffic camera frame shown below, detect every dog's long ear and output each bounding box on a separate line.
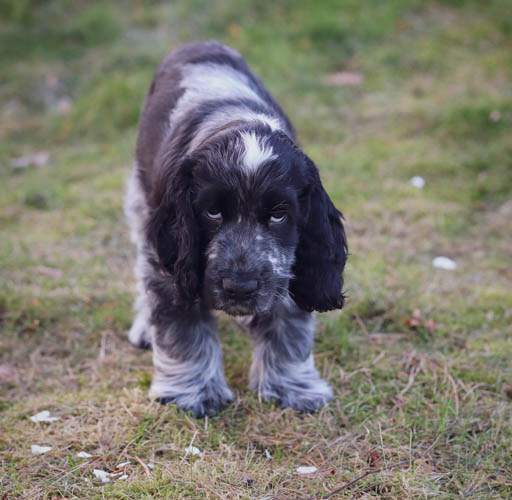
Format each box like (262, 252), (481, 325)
(145, 157), (201, 307)
(290, 153), (348, 312)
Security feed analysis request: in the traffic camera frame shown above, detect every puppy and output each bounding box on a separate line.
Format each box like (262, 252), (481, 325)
(125, 41), (348, 417)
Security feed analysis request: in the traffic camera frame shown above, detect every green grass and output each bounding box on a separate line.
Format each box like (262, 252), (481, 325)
(1, 1), (512, 498)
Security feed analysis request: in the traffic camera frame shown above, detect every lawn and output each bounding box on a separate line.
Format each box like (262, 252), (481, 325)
(1, 0), (511, 498)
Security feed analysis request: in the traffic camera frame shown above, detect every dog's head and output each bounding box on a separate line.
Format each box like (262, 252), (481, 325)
(146, 125), (347, 315)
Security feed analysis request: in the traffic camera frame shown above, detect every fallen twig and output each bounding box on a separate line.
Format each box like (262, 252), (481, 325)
(133, 455), (152, 478)
(396, 363), (421, 399)
(318, 434), (441, 499)
(444, 368), (460, 416)
(353, 313), (370, 338)
(49, 457), (101, 486)
(464, 485), (493, 497)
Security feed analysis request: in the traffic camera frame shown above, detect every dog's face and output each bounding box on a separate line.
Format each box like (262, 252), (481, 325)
(147, 126), (347, 314)
(195, 143), (300, 315)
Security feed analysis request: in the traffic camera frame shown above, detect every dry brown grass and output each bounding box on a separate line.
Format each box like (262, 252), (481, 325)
(1, 0), (512, 498)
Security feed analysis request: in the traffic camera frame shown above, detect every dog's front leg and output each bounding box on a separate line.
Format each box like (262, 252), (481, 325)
(149, 308), (233, 417)
(248, 297), (333, 412)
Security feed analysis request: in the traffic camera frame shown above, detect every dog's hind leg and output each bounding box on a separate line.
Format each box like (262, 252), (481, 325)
(125, 168), (152, 350)
(248, 295), (333, 412)
(128, 257), (153, 350)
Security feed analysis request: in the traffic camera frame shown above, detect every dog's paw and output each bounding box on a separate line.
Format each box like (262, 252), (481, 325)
(258, 377), (333, 413)
(152, 383), (234, 418)
(128, 315), (152, 350)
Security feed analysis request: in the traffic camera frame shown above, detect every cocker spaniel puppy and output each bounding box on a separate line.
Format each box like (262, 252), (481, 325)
(125, 41), (348, 417)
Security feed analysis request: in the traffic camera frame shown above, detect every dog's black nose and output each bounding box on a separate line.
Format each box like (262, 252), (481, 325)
(222, 278), (258, 300)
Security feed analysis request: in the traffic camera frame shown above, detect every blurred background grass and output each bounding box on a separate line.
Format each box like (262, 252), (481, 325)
(1, 1), (511, 498)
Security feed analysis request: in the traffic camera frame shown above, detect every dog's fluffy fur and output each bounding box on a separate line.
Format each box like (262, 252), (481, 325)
(125, 41), (348, 417)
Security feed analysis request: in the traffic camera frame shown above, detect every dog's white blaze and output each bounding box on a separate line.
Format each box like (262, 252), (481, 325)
(241, 131), (276, 171)
(187, 107), (283, 153)
(170, 63), (265, 129)
(256, 113), (281, 131)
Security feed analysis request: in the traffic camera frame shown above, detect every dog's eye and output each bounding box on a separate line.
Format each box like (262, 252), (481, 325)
(206, 209), (223, 221)
(269, 212), (287, 224)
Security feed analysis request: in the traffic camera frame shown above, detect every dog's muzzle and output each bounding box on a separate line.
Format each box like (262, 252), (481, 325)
(221, 278), (259, 301)
(205, 222), (291, 315)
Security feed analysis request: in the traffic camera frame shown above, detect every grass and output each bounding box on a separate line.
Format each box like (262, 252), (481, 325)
(1, 0), (511, 498)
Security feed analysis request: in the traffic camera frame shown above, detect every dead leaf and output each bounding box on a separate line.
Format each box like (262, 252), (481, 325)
(404, 309), (422, 328)
(56, 98), (72, 115)
(9, 152), (49, 169)
(426, 319), (437, 333)
(0, 364), (16, 382)
(35, 266), (64, 278)
(227, 23), (241, 38)
(489, 110), (501, 122)
(325, 72), (364, 86)
(504, 385), (512, 400)
(367, 449), (381, 467)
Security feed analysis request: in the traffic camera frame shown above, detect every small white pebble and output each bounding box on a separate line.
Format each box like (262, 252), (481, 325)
(432, 256), (457, 270)
(93, 469), (111, 483)
(119, 474), (128, 480)
(264, 449), (273, 459)
(31, 445), (52, 455)
(296, 466), (317, 475)
(410, 176), (425, 189)
(76, 451), (93, 458)
(147, 463), (155, 469)
(184, 445), (202, 456)
(30, 410), (59, 423)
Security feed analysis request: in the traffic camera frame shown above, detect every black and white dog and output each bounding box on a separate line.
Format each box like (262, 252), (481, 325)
(125, 41), (347, 417)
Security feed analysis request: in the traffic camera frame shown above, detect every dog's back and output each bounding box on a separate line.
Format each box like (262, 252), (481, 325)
(135, 41), (294, 201)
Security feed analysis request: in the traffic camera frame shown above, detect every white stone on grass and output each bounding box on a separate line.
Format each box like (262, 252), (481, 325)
(184, 445), (202, 457)
(30, 410), (59, 423)
(295, 466), (317, 475)
(93, 469), (112, 483)
(433, 256), (457, 270)
(410, 176), (425, 189)
(31, 445), (52, 455)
